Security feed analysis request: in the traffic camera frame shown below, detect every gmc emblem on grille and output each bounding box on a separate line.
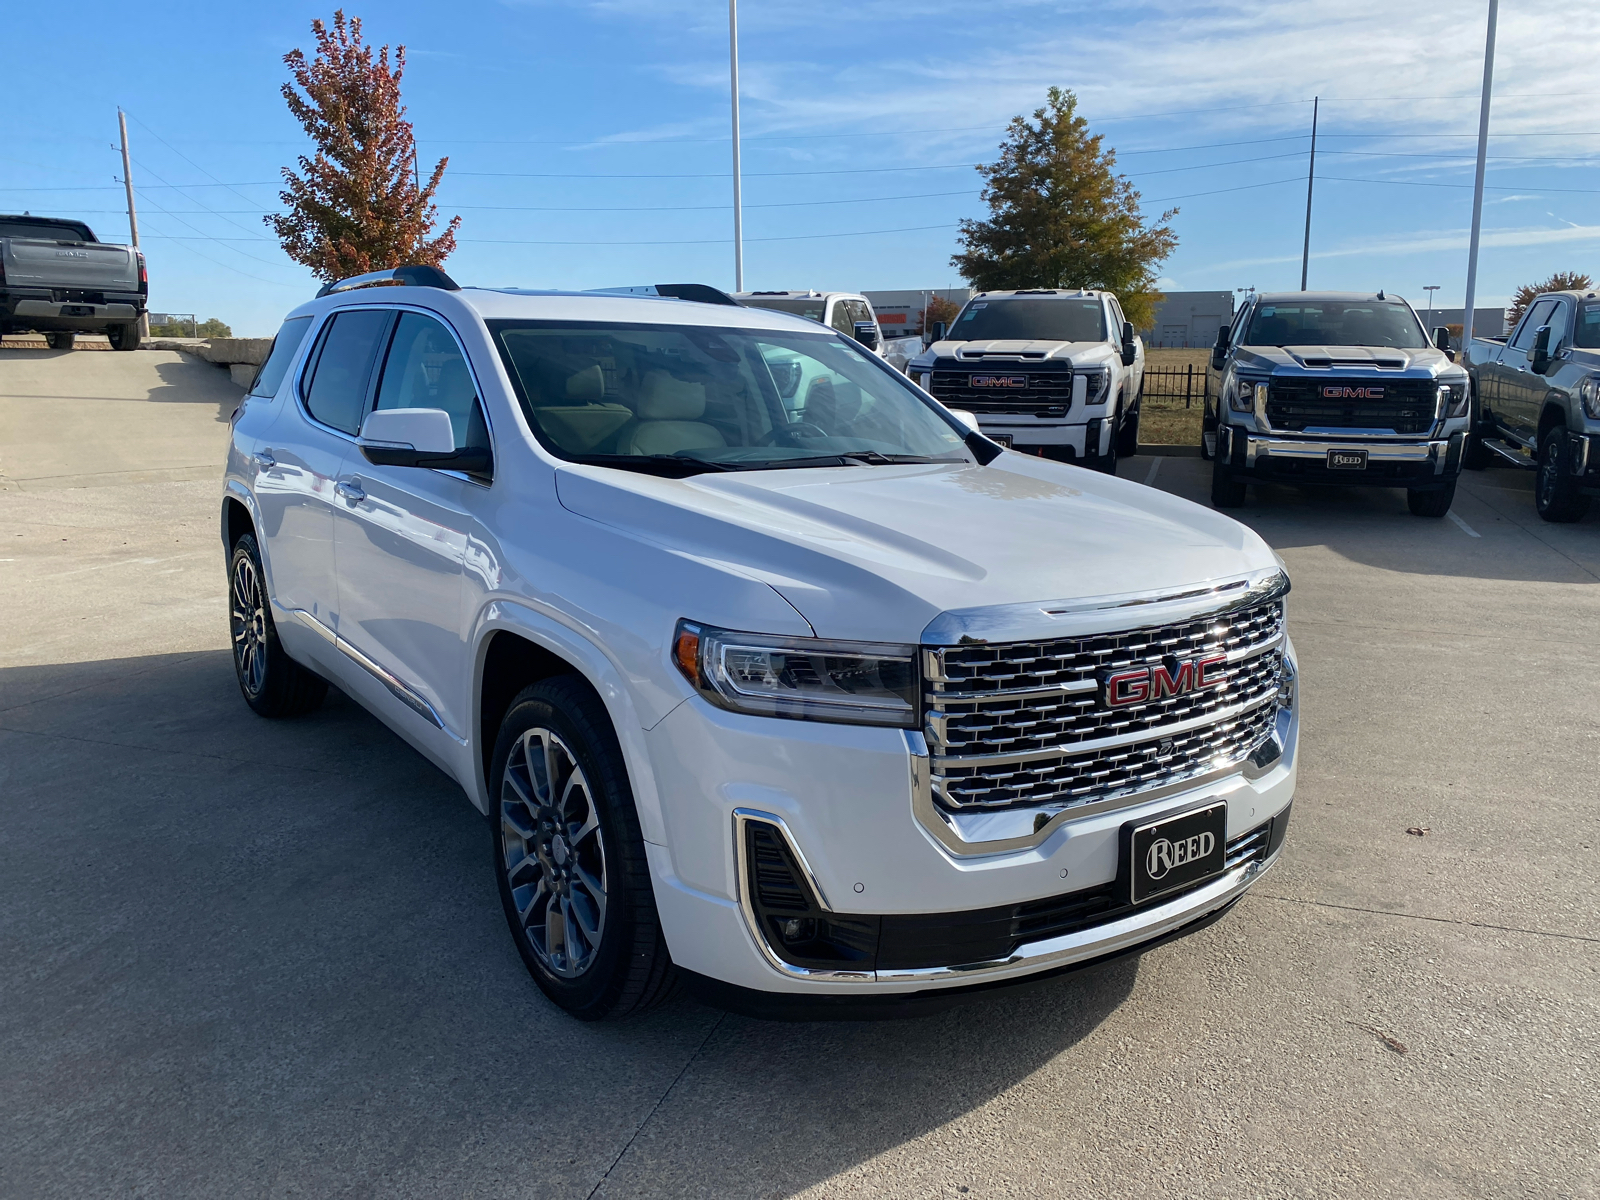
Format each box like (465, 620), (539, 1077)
(970, 374), (1027, 388)
(1322, 385), (1384, 399)
(1099, 653), (1227, 708)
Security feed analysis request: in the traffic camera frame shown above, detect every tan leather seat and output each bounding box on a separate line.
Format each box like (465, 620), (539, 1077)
(620, 371), (726, 456)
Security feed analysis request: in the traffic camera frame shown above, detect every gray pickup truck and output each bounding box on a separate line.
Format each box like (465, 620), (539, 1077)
(0, 214), (146, 350)
(1464, 289), (1600, 522)
(1203, 291), (1471, 517)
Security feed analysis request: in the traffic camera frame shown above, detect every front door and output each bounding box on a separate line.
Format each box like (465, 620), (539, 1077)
(1498, 299), (1557, 445)
(331, 310), (494, 742)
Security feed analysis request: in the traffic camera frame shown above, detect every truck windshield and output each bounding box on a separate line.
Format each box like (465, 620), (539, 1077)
(1243, 301), (1427, 349)
(738, 297), (828, 323)
(0, 220), (96, 242)
(951, 298), (1105, 342)
(489, 321), (971, 474)
(1576, 303), (1600, 349)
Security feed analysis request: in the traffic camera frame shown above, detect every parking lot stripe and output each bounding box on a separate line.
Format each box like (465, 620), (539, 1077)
(1142, 457), (1163, 486)
(1448, 511), (1480, 538)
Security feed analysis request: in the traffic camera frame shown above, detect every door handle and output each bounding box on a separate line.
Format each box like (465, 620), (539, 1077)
(253, 450), (276, 470)
(335, 478), (366, 503)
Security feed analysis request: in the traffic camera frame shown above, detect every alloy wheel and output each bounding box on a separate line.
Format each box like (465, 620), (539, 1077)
(500, 728), (608, 978)
(1537, 437), (1558, 510)
(229, 553), (268, 697)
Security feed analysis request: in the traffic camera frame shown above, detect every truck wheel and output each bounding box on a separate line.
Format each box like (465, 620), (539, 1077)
(490, 677), (679, 1021)
(228, 533), (328, 717)
(1407, 482), (1457, 518)
(1115, 391), (1142, 458)
(1535, 428), (1590, 523)
(107, 322), (141, 351)
(46, 332), (75, 351)
(1210, 450), (1246, 508)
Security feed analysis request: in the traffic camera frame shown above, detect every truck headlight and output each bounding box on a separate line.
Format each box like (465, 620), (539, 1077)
(1081, 366), (1110, 403)
(1441, 383), (1469, 418)
(1230, 382), (1266, 413)
(1579, 376), (1600, 420)
(674, 621), (918, 728)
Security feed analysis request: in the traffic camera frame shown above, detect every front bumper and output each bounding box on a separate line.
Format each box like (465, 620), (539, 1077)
(1218, 425), (1465, 488)
(643, 649), (1298, 997)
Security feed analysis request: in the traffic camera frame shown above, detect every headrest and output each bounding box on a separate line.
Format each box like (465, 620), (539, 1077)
(638, 371), (706, 420)
(565, 364), (606, 402)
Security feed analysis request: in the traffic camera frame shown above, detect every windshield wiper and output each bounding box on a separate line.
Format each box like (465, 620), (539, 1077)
(735, 451), (965, 470)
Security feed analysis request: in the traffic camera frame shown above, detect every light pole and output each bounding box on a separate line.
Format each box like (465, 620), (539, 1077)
(1423, 285), (1440, 331)
(728, 0), (744, 293)
(1300, 97), (1318, 291)
(1461, 0), (1499, 355)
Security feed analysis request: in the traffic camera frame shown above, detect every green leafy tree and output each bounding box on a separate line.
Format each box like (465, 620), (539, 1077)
(1507, 271), (1594, 329)
(266, 11), (459, 282)
(198, 318), (233, 338)
(952, 88), (1176, 330)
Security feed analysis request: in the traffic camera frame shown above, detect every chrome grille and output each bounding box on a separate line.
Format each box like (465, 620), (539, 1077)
(925, 597), (1285, 812)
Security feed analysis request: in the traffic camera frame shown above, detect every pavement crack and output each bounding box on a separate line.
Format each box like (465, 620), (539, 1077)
(1247, 892), (1600, 945)
(586, 1012), (726, 1200)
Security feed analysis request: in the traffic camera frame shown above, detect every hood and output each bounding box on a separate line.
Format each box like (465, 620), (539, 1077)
(554, 456), (1278, 643)
(920, 338), (1111, 363)
(1235, 345), (1459, 375)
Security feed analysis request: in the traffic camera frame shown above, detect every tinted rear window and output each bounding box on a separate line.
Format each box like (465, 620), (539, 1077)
(952, 298), (1105, 342)
(248, 317), (313, 398)
(741, 297), (827, 323)
(0, 220), (96, 242)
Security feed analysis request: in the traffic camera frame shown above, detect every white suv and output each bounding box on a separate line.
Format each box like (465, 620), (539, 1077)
(222, 266), (1297, 1021)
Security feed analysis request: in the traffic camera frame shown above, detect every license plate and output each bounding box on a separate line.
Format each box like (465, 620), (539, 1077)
(991, 434), (1013, 447)
(60, 305), (94, 317)
(1127, 802), (1228, 904)
(1328, 449), (1368, 470)
(970, 374), (1027, 389)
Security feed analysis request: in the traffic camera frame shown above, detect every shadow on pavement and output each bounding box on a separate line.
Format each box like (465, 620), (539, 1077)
(0, 649), (1138, 1198)
(145, 356), (242, 424)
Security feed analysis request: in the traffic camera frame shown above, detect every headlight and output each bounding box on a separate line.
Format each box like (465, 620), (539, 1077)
(1579, 376), (1600, 420)
(1230, 381), (1266, 413)
(674, 621), (918, 727)
(1081, 366), (1110, 403)
(1441, 382), (1469, 418)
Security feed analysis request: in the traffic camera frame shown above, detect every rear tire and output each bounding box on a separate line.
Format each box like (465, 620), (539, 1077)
(46, 331), (75, 351)
(228, 533), (328, 717)
(1407, 481), (1456, 518)
(1535, 427), (1590, 523)
(1210, 448), (1247, 508)
(108, 322), (141, 351)
(490, 677), (679, 1021)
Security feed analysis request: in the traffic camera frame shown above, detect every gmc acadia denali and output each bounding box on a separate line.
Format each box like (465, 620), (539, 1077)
(222, 266), (1298, 1020)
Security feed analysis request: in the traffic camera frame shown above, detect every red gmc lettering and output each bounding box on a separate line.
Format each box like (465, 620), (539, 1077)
(1149, 659), (1195, 699)
(1103, 668), (1150, 707)
(1196, 654), (1228, 688)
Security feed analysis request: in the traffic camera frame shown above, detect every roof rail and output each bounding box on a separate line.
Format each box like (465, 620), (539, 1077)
(587, 283), (739, 307)
(316, 264), (460, 299)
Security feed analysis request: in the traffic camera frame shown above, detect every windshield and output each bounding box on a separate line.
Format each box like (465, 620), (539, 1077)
(1576, 303), (1600, 349)
(1243, 301), (1428, 349)
(951, 298), (1105, 342)
(0, 220), (96, 242)
(739, 297), (827, 324)
(489, 322), (971, 473)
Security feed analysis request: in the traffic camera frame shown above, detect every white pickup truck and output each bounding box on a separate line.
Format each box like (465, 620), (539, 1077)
(907, 289), (1145, 472)
(0, 214), (146, 350)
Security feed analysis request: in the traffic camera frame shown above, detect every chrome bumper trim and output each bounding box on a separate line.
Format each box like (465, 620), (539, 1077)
(1245, 435), (1447, 463)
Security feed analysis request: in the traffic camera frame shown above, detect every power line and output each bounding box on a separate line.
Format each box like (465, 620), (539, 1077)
(1321, 174), (1600, 194)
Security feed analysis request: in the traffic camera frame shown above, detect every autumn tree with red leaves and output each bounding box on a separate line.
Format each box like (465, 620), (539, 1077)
(267, 11), (459, 282)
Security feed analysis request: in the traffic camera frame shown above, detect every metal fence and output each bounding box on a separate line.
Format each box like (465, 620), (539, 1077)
(148, 313), (199, 337)
(1142, 364), (1210, 407)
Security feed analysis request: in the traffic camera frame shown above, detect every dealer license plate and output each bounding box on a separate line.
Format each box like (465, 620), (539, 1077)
(1328, 449), (1368, 470)
(1127, 802), (1228, 904)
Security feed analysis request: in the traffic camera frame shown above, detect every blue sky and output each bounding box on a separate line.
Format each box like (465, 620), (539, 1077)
(5, 0), (1596, 334)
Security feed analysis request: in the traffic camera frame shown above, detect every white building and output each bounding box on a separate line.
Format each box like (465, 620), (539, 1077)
(1142, 292), (1234, 349)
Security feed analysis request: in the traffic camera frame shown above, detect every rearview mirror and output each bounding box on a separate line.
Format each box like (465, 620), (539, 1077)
(1210, 326), (1229, 371)
(852, 320), (880, 351)
(1120, 319), (1137, 367)
(1531, 324), (1552, 374)
(358, 407), (488, 472)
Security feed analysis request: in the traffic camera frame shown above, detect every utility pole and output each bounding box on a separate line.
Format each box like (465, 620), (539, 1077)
(117, 108), (148, 338)
(728, 0), (744, 293)
(1423, 285), (1441, 331)
(1461, 0), (1499, 355)
(1299, 97), (1318, 291)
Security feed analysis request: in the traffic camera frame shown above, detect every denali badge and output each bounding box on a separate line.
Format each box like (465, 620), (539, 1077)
(1099, 653), (1227, 708)
(969, 374), (1027, 388)
(1146, 831), (1216, 880)
(1322, 385), (1383, 399)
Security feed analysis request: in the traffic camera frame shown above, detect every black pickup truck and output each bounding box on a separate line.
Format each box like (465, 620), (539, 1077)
(0, 214), (146, 350)
(1465, 289), (1600, 522)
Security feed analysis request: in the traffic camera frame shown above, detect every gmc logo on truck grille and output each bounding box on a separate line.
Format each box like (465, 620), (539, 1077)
(1321, 385), (1384, 399)
(1099, 654), (1228, 708)
(969, 374), (1028, 389)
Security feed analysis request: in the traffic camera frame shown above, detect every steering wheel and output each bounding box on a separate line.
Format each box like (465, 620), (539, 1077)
(757, 421), (830, 447)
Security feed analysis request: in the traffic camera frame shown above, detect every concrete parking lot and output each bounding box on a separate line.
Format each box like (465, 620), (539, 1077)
(2, 346), (1597, 1199)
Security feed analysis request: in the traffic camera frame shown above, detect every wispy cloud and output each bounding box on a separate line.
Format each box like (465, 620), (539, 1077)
(1201, 221), (1600, 273)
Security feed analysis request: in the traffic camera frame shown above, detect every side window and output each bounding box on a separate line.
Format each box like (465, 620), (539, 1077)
(373, 312), (491, 454)
(1108, 298), (1126, 337)
(248, 316), (312, 398)
(829, 301), (855, 336)
(1226, 304), (1249, 346)
(1546, 300), (1572, 351)
(1510, 300), (1556, 351)
(302, 309), (391, 435)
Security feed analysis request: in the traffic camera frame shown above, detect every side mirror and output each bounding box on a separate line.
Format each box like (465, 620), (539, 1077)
(1531, 324), (1552, 374)
(946, 408), (981, 432)
(1120, 319), (1137, 367)
(1434, 326), (1456, 362)
(852, 320), (880, 351)
(358, 407), (488, 472)
(1210, 326), (1229, 372)
(925, 321), (947, 347)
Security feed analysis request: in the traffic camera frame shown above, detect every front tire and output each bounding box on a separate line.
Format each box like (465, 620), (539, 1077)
(1535, 427), (1590, 523)
(491, 677), (678, 1021)
(1115, 387), (1142, 458)
(1210, 448), (1247, 507)
(1407, 481), (1457, 518)
(46, 331), (75, 351)
(228, 533), (328, 717)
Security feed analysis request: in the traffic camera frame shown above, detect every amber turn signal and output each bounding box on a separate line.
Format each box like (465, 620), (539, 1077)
(673, 625), (701, 684)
